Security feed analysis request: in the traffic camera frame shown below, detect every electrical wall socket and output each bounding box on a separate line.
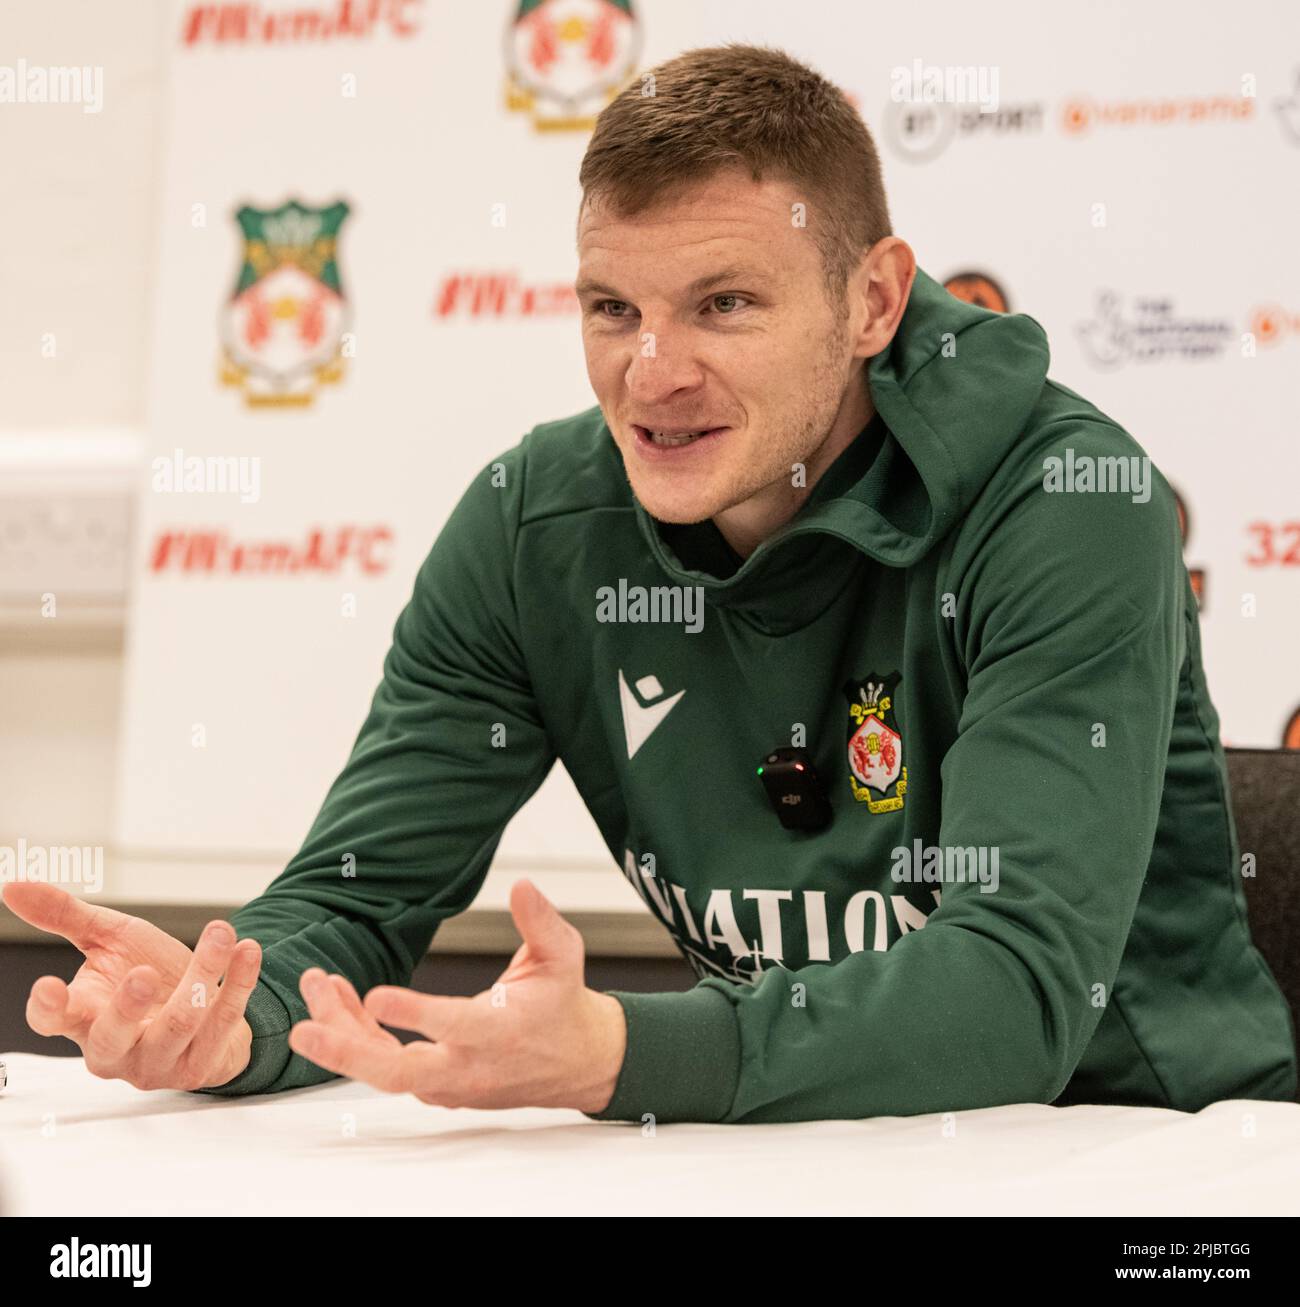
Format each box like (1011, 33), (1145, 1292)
(0, 431), (140, 618)
(0, 492), (132, 603)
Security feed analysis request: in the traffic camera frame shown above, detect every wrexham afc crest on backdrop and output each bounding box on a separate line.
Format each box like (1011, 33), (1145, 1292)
(220, 198), (351, 408)
(504, 0), (642, 132)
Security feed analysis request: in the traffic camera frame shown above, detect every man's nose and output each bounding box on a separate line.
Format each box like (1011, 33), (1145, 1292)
(624, 327), (705, 405)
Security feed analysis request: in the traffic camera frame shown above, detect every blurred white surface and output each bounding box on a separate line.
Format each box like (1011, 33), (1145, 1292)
(1, 1052), (1297, 1216)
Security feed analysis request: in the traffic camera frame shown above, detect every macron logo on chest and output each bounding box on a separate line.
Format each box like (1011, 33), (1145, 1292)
(619, 669), (685, 759)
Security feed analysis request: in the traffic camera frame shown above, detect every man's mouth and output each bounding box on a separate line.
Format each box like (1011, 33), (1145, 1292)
(632, 424), (728, 449)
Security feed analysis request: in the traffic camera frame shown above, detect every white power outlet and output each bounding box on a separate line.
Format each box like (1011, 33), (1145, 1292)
(0, 493), (132, 602)
(0, 431), (139, 618)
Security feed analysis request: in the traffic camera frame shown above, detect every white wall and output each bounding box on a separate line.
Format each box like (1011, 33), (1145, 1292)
(0, 0), (169, 851)
(0, 0), (168, 430)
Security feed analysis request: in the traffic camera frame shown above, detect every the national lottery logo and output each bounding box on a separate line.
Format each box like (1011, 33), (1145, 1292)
(504, 0), (641, 133)
(844, 671), (908, 815)
(1075, 290), (1233, 368)
(220, 198), (352, 408)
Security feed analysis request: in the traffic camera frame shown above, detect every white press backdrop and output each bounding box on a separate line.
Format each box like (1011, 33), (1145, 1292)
(116, 0), (1300, 881)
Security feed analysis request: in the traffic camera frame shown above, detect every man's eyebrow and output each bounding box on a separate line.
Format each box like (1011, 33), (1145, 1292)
(684, 265), (769, 295)
(573, 276), (622, 299)
(574, 265), (771, 300)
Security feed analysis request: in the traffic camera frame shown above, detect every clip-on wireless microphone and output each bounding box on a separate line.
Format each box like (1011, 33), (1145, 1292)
(757, 747), (833, 832)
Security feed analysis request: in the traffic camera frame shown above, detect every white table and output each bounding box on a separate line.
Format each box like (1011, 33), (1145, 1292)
(1, 1053), (1297, 1216)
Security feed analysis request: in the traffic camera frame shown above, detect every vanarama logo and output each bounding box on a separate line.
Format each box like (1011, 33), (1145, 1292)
(181, 0), (422, 45)
(220, 198), (352, 407)
(504, 0), (641, 133)
(1061, 89), (1253, 136)
(434, 271), (578, 319)
(844, 672), (907, 814)
(150, 525), (392, 574)
(944, 270), (1009, 313)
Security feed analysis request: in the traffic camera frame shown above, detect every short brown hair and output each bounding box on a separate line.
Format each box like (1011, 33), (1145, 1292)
(578, 44), (892, 306)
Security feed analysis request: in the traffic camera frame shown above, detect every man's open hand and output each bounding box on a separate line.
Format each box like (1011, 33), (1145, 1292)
(287, 879), (626, 1113)
(3, 881), (261, 1092)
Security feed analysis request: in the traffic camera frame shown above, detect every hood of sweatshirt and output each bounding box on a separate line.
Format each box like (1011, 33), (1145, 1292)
(632, 266), (1051, 630)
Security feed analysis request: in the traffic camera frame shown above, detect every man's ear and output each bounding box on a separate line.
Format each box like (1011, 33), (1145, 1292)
(853, 237), (917, 359)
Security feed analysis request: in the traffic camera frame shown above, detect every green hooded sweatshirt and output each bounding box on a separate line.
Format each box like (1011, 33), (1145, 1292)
(198, 267), (1297, 1122)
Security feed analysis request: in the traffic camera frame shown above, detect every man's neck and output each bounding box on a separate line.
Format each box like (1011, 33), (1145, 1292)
(713, 371), (874, 560)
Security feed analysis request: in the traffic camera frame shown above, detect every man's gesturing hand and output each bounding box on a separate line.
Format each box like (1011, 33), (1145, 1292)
(3, 881), (262, 1091)
(288, 879), (627, 1114)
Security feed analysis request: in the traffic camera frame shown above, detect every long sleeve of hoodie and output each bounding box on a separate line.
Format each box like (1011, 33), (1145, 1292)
(588, 423), (1186, 1125)
(196, 452), (556, 1096)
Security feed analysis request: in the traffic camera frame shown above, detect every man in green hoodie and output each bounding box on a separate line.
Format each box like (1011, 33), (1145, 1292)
(8, 45), (1295, 1122)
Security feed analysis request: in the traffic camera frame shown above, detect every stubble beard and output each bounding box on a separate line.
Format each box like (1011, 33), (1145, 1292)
(612, 302), (854, 527)
(705, 314), (854, 525)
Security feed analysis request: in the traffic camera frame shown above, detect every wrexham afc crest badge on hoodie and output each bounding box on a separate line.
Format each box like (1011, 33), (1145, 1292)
(844, 672), (907, 813)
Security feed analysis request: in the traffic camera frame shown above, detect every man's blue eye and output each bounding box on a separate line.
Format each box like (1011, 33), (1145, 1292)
(712, 295), (743, 313)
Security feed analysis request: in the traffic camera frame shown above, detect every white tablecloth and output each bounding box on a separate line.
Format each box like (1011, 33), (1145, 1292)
(1, 1052), (1296, 1216)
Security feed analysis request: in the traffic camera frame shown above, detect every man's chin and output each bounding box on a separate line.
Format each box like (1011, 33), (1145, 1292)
(626, 478), (726, 525)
